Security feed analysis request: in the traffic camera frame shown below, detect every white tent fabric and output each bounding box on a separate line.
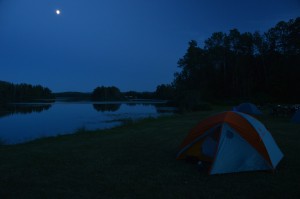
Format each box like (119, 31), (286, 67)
(238, 112), (284, 167)
(210, 123), (271, 174)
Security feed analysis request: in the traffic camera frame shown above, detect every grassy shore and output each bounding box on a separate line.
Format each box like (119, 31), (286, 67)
(0, 106), (299, 198)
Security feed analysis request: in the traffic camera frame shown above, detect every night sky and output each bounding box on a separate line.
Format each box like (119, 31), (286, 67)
(0, 0), (299, 92)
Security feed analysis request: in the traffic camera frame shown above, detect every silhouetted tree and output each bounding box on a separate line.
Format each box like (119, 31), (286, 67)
(92, 86), (124, 101)
(172, 17), (300, 105)
(155, 84), (175, 100)
(0, 81), (54, 103)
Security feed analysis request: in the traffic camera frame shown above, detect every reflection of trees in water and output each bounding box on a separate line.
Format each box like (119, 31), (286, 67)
(93, 104), (121, 112)
(153, 103), (178, 114)
(0, 104), (52, 118)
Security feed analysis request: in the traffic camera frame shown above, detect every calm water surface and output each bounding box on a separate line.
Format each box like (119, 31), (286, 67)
(0, 101), (175, 144)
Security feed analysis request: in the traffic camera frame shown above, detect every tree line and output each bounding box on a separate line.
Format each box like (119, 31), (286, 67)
(91, 86), (160, 101)
(155, 17), (300, 110)
(0, 81), (54, 103)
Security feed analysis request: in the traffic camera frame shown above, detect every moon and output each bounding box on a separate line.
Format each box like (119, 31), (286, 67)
(55, 9), (61, 15)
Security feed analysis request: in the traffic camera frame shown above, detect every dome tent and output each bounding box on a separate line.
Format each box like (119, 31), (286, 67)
(176, 111), (283, 175)
(233, 102), (262, 115)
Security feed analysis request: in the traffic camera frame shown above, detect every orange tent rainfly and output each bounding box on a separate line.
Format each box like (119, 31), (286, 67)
(176, 111), (284, 174)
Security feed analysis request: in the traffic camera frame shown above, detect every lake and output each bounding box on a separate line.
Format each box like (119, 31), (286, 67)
(0, 101), (176, 144)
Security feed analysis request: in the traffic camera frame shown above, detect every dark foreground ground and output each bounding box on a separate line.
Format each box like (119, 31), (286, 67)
(0, 106), (299, 199)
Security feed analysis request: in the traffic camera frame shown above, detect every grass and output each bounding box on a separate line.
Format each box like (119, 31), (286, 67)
(0, 106), (299, 198)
